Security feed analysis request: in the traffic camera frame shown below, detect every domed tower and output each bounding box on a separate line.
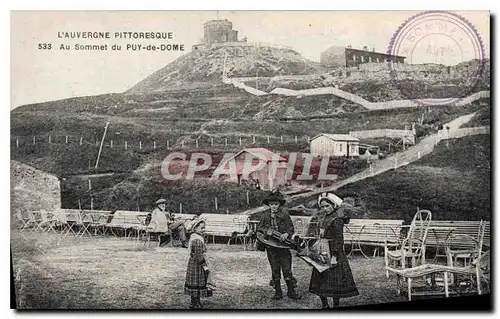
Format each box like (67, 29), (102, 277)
(203, 19), (238, 45)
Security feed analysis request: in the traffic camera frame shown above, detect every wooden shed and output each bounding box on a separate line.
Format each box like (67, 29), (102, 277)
(214, 148), (288, 190)
(310, 134), (360, 157)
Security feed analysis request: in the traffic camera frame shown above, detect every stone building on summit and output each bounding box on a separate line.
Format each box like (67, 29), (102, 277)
(320, 45), (406, 68)
(192, 19), (248, 51)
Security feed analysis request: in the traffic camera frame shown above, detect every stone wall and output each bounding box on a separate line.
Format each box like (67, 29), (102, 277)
(11, 160), (61, 219)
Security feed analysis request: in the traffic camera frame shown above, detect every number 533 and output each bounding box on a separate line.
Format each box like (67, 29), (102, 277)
(38, 43), (52, 50)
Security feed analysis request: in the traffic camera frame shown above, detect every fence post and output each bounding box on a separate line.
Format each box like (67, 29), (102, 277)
(139, 141), (142, 149)
(215, 197), (218, 211)
(80, 137), (83, 146)
(88, 180), (93, 210)
(153, 141), (156, 149)
(110, 140), (113, 148)
(226, 208), (229, 215)
(253, 136), (256, 144)
(181, 140), (185, 148)
(246, 191), (250, 205)
(239, 137), (242, 146)
(65, 136), (68, 144)
(33, 136), (36, 145)
(295, 136), (298, 143)
(196, 139), (199, 148)
(167, 141), (170, 149)
(267, 135), (270, 144)
(281, 136), (283, 143)
(225, 138), (228, 147)
(125, 141), (128, 149)
(211, 138), (214, 147)
(16, 138), (19, 148)
(394, 157), (398, 169)
(48, 135), (52, 144)
(179, 203), (183, 214)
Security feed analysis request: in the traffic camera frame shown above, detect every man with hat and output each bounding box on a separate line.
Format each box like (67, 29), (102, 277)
(256, 190), (301, 300)
(150, 198), (188, 248)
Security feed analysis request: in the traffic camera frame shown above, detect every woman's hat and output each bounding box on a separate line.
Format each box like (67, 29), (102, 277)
(318, 192), (343, 208)
(190, 217), (207, 232)
(262, 190), (286, 206)
(155, 198), (167, 205)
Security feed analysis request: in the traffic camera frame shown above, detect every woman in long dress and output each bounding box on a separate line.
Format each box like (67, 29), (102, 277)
(309, 193), (359, 308)
(184, 219), (214, 309)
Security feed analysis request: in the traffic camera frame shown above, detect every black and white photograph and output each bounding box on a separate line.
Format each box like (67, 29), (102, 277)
(9, 10), (491, 310)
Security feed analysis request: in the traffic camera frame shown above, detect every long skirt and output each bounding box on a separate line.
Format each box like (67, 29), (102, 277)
(184, 257), (212, 297)
(309, 260), (359, 299)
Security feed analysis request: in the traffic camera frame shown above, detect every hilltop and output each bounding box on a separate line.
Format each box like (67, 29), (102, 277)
(127, 45), (325, 93)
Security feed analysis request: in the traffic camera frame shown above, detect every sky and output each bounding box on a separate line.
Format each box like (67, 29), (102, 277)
(10, 10), (490, 109)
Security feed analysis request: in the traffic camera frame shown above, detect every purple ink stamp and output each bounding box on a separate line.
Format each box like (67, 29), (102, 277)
(387, 10), (487, 107)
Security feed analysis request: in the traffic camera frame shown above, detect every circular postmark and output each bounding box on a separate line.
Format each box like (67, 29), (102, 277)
(387, 11), (487, 106)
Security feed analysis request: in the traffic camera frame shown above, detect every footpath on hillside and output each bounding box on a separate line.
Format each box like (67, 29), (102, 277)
(226, 76), (490, 110)
(241, 112), (485, 216)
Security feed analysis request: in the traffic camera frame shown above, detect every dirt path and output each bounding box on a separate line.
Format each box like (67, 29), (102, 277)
(242, 112), (480, 215)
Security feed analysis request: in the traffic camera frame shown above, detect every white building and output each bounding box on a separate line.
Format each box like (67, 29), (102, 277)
(310, 134), (360, 157)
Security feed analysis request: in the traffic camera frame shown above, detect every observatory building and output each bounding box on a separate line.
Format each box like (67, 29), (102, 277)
(192, 19), (247, 51)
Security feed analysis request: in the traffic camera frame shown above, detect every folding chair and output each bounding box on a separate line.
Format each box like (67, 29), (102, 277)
(14, 211), (31, 231)
(27, 211), (43, 232)
(54, 210), (77, 236)
(35, 210), (59, 234)
(75, 212), (93, 237)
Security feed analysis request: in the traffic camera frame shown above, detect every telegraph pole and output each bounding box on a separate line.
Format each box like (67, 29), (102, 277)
(222, 50), (228, 82)
(95, 122), (110, 169)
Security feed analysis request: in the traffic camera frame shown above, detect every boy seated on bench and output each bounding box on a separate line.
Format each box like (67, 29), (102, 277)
(150, 198), (188, 248)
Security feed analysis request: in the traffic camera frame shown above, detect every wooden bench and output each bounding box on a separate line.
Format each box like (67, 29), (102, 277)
(345, 219), (405, 259)
(199, 213), (250, 245)
(417, 220), (490, 262)
(102, 210), (149, 238)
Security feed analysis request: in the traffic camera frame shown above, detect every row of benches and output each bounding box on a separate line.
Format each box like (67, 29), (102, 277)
(17, 209), (490, 255)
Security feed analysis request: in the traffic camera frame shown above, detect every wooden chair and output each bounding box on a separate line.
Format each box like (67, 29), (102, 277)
(385, 210), (432, 278)
(445, 220), (489, 295)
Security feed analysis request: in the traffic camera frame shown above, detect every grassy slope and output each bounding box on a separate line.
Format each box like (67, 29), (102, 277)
(461, 106), (491, 128)
(335, 135), (490, 222)
(11, 97), (489, 177)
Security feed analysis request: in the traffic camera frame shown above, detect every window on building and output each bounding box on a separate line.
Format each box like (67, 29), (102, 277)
(340, 144), (343, 152)
(361, 56), (364, 63)
(351, 145), (356, 153)
(369, 56), (372, 62)
(352, 54), (356, 61)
